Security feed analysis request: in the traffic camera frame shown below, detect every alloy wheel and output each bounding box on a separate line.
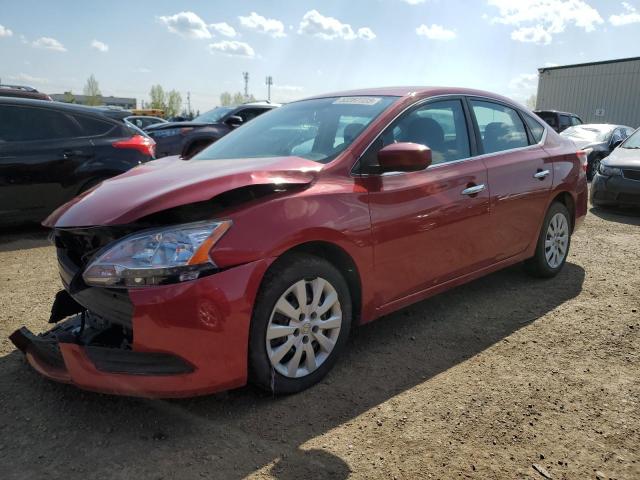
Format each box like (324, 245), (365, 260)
(544, 212), (569, 268)
(266, 277), (342, 378)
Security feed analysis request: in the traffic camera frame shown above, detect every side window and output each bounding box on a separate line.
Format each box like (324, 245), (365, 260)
(571, 116), (582, 126)
(470, 100), (529, 154)
(73, 114), (115, 136)
(0, 105), (82, 142)
(236, 108), (265, 123)
(559, 115), (571, 130)
(523, 114), (545, 144)
(360, 99), (471, 171)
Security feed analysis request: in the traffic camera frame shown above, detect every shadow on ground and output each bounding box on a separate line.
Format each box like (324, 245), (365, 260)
(589, 205), (640, 226)
(0, 263), (585, 480)
(0, 225), (50, 253)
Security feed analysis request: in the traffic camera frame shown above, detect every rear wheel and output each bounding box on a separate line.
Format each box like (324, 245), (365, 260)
(525, 202), (571, 278)
(249, 254), (352, 394)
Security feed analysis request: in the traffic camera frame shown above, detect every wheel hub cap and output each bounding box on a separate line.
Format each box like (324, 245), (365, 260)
(266, 277), (342, 379)
(544, 212), (569, 268)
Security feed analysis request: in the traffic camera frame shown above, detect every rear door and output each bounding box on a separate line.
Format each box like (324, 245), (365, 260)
(0, 104), (94, 223)
(358, 97), (495, 306)
(468, 98), (552, 261)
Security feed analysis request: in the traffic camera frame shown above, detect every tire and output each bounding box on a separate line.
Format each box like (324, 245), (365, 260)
(525, 202), (571, 278)
(249, 253), (352, 394)
(587, 156), (601, 181)
(182, 140), (213, 159)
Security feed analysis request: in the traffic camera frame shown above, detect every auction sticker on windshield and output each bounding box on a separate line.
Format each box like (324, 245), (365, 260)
(333, 97), (382, 105)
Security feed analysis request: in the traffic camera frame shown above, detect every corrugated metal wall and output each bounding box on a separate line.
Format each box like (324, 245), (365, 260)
(536, 58), (640, 128)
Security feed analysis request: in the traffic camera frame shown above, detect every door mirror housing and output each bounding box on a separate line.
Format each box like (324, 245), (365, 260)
(225, 115), (244, 127)
(377, 142), (432, 173)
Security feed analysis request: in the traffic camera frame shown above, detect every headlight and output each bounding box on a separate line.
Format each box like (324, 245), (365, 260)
(83, 220), (231, 288)
(598, 163), (622, 177)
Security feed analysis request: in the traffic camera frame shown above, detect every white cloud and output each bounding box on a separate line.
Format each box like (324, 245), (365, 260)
(238, 12), (286, 37)
(511, 25), (552, 44)
(7, 72), (49, 84)
(210, 22), (237, 37)
(357, 27), (377, 40)
(133, 67), (151, 73)
(298, 10), (375, 40)
(209, 40), (255, 58)
(91, 39), (109, 52)
(487, 0), (603, 44)
(403, 0), (427, 4)
(0, 24), (13, 37)
(509, 73), (538, 92)
(159, 11), (211, 39)
(416, 24), (457, 40)
(32, 37), (66, 52)
(610, 2), (640, 26)
(273, 85), (304, 92)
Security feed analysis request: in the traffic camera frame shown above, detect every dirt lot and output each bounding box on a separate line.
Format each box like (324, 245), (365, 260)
(0, 205), (638, 480)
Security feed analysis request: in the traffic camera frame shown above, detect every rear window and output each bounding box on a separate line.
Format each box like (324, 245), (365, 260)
(0, 105), (83, 142)
(537, 112), (557, 127)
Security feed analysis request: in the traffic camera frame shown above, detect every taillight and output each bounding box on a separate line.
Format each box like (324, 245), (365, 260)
(113, 134), (156, 158)
(576, 150), (589, 173)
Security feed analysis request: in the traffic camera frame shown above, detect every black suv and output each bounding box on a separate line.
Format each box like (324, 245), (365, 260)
(0, 98), (155, 226)
(145, 101), (280, 159)
(534, 110), (583, 133)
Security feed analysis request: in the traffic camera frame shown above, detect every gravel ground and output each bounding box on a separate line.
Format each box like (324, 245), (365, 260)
(0, 204), (638, 480)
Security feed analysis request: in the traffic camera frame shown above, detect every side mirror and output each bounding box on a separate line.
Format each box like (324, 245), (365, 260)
(377, 142), (432, 173)
(611, 138), (623, 149)
(225, 115), (243, 127)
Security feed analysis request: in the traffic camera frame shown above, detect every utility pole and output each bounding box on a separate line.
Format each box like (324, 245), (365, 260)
(265, 76), (273, 102)
(242, 72), (249, 99)
(187, 91), (192, 117)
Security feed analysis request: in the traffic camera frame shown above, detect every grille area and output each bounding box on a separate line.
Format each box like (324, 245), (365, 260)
(622, 169), (640, 181)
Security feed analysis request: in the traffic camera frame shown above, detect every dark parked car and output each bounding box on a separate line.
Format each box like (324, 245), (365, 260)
(560, 124), (635, 180)
(0, 84), (52, 101)
(10, 87), (587, 398)
(534, 110), (583, 133)
(146, 101), (280, 159)
(0, 98), (155, 226)
(591, 127), (640, 208)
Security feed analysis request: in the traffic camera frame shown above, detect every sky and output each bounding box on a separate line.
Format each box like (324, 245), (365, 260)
(1, 0), (639, 113)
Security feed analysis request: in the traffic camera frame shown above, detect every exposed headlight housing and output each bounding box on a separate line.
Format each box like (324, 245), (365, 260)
(83, 220), (231, 288)
(598, 163), (622, 177)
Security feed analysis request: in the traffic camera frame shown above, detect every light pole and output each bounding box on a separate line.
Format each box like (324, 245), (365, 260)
(265, 76), (273, 102)
(242, 72), (249, 100)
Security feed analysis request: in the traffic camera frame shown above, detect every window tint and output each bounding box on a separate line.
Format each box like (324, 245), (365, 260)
(537, 112), (557, 127)
(73, 114), (115, 136)
(0, 105), (83, 142)
(524, 115), (545, 144)
(470, 100), (528, 154)
(571, 116), (582, 126)
(559, 115), (571, 129)
(359, 99), (471, 172)
(236, 108), (267, 123)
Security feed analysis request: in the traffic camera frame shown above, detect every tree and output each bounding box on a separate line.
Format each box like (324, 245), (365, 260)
(149, 85), (166, 110)
(166, 90), (182, 118)
(83, 74), (102, 106)
(62, 91), (76, 103)
(220, 92), (232, 106)
(232, 92), (245, 105)
(526, 94), (537, 110)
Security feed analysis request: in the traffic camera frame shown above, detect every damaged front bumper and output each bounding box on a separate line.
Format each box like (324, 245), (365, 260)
(10, 257), (274, 398)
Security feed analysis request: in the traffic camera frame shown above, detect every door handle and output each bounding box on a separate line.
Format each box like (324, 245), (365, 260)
(461, 184), (486, 196)
(533, 169), (550, 180)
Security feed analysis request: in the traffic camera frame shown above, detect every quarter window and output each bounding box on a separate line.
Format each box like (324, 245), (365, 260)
(359, 99), (471, 172)
(470, 100), (529, 154)
(0, 106), (83, 142)
(523, 115), (545, 144)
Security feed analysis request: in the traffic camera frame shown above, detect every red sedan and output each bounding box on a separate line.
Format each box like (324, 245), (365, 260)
(11, 87), (588, 397)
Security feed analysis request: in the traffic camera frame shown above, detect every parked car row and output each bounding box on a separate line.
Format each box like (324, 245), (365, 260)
(9, 86), (589, 398)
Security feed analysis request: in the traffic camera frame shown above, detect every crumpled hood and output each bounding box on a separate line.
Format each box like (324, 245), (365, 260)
(565, 138), (604, 151)
(45, 156), (321, 227)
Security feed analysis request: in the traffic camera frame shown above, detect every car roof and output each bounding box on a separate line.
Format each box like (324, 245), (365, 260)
(300, 86), (523, 106)
(0, 97), (125, 123)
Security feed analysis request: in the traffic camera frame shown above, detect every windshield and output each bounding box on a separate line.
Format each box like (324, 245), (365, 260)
(621, 128), (640, 149)
(561, 125), (611, 143)
(194, 107), (234, 123)
(194, 96), (398, 163)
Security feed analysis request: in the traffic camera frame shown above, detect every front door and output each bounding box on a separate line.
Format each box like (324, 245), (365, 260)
(357, 98), (494, 306)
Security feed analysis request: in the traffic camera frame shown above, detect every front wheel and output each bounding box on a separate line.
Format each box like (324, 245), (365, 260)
(249, 254), (352, 394)
(525, 202), (571, 278)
